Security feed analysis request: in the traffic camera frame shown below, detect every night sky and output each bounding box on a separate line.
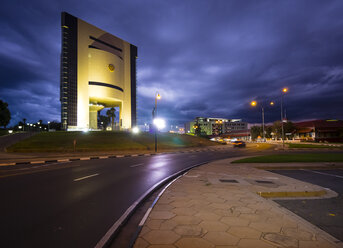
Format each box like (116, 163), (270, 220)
(1, 0), (343, 127)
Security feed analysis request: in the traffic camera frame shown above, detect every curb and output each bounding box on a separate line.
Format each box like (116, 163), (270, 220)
(0, 147), (228, 167)
(256, 165), (343, 170)
(257, 190), (327, 198)
(94, 161), (209, 248)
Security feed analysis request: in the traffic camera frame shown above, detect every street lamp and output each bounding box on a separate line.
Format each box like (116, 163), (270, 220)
(251, 100), (274, 142)
(48, 121), (50, 132)
(152, 92), (161, 152)
(281, 87), (288, 149)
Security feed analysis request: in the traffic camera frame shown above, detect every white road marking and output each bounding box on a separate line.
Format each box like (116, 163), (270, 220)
(131, 154), (138, 157)
(80, 157), (90, 160)
(116, 155), (124, 158)
(99, 156), (109, 159)
(130, 163), (144, 168)
(302, 169), (343, 179)
(73, 173), (99, 182)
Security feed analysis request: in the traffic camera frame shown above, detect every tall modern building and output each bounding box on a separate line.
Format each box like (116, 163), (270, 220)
(60, 12), (137, 130)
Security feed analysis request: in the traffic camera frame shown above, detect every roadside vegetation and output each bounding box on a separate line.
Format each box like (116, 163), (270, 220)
(232, 153), (343, 163)
(6, 131), (219, 152)
(287, 143), (343, 149)
(0, 129), (8, 136)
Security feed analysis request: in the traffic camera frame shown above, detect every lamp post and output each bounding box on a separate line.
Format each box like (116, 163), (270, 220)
(152, 92), (161, 152)
(281, 87), (288, 149)
(48, 121), (50, 132)
(251, 101), (274, 142)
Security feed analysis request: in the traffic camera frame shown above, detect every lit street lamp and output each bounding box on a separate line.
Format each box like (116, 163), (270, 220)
(152, 92), (161, 152)
(281, 87), (288, 149)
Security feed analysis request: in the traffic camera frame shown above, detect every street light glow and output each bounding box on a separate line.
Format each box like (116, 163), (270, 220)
(251, 101), (257, 106)
(132, 126), (139, 134)
(282, 87), (288, 93)
(153, 118), (166, 130)
(156, 93), (161, 100)
(270, 101), (274, 106)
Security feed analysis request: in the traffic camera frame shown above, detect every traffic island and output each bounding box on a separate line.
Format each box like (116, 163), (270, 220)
(133, 158), (343, 248)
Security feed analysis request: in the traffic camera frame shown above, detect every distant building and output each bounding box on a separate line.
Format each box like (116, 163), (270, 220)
(60, 12), (137, 131)
(185, 117), (248, 136)
(294, 120), (343, 142)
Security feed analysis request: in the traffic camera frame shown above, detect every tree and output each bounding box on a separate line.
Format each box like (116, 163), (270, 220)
(284, 121), (296, 139)
(272, 121), (282, 139)
(98, 115), (110, 130)
(250, 126), (262, 140)
(106, 107), (116, 130)
(272, 121), (295, 139)
(0, 100), (11, 128)
(22, 118), (26, 131)
(49, 121), (62, 131)
(265, 126), (273, 139)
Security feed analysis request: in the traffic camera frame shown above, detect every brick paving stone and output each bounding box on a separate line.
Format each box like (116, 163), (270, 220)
(149, 211), (176, 220)
(203, 232), (239, 246)
(199, 220), (229, 232)
(195, 211), (221, 221)
(147, 245), (176, 248)
(175, 237), (214, 248)
(157, 198), (175, 204)
(146, 219), (164, 229)
(148, 245), (176, 248)
(227, 226), (262, 239)
(249, 221), (282, 233)
(266, 217), (298, 228)
(160, 220), (178, 230)
(172, 207), (198, 216)
(174, 225), (203, 236)
(204, 196), (226, 203)
(140, 226), (151, 236)
(171, 201), (194, 208)
(299, 240), (338, 248)
(231, 206), (255, 214)
(239, 213), (267, 222)
(134, 237), (149, 248)
(171, 216), (202, 225)
(143, 230), (180, 245)
(208, 203), (234, 210)
(153, 204), (175, 211)
(262, 232), (299, 248)
(237, 239), (277, 248)
(213, 208), (240, 217)
(220, 216), (250, 226)
(282, 227), (314, 241)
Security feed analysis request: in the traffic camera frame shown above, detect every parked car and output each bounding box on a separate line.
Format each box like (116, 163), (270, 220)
(232, 140), (246, 148)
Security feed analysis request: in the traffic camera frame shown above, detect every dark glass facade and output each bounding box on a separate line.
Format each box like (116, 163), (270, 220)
(61, 12), (78, 130)
(130, 44), (137, 127)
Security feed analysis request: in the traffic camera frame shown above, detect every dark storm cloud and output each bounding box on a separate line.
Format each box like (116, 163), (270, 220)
(1, 0), (343, 127)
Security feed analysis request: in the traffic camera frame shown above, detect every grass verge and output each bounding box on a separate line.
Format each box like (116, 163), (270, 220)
(6, 131), (219, 152)
(232, 153), (343, 163)
(287, 143), (343, 149)
(0, 130), (8, 136)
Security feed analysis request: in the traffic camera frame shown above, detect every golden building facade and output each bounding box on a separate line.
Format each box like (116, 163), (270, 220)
(60, 12), (137, 130)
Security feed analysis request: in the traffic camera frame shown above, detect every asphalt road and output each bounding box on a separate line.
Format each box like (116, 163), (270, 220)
(0, 146), (263, 248)
(271, 169), (343, 241)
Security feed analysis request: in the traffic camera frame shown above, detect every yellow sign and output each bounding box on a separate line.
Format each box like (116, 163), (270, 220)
(108, 64), (115, 72)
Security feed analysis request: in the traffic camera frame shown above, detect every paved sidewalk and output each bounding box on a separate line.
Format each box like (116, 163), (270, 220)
(134, 159), (343, 248)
